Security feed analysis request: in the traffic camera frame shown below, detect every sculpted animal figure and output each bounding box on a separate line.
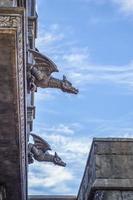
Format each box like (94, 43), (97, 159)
(28, 49), (78, 94)
(36, 75), (78, 94)
(28, 133), (66, 167)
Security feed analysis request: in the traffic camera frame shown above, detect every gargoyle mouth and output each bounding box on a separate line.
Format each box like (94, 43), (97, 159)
(62, 87), (79, 94)
(58, 161), (66, 167)
(72, 88), (79, 94)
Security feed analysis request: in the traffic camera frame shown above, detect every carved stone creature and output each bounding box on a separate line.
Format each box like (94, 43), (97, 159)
(28, 133), (66, 167)
(37, 75), (79, 94)
(28, 49), (78, 94)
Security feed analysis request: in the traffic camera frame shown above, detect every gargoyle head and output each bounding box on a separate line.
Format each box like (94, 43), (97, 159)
(61, 75), (79, 94)
(53, 152), (66, 167)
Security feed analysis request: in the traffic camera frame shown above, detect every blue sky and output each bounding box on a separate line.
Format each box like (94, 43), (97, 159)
(28, 0), (133, 196)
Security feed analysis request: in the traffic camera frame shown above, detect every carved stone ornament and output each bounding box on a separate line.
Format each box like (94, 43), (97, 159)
(28, 134), (66, 167)
(28, 49), (79, 94)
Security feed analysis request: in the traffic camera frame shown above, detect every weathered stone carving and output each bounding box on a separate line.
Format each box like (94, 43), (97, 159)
(28, 134), (66, 167)
(28, 49), (78, 94)
(37, 75), (79, 94)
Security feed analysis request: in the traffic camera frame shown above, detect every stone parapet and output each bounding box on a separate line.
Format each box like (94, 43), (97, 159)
(28, 195), (76, 200)
(77, 138), (133, 200)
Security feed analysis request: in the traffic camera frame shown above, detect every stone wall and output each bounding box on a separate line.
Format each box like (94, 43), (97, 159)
(77, 138), (133, 200)
(0, 8), (27, 200)
(93, 191), (133, 200)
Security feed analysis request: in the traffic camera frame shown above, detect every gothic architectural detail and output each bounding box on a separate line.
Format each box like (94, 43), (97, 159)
(28, 134), (66, 167)
(28, 49), (78, 94)
(39, 75), (79, 94)
(1, 1), (133, 200)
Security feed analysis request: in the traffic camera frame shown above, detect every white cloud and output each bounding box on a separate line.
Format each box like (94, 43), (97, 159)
(112, 0), (133, 14)
(32, 124), (91, 165)
(36, 24), (133, 92)
(82, 0), (133, 14)
(63, 52), (89, 66)
(66, 61), (133, 91)
(84, 113), (133, 137)
(36, 32), (64, 46)
(28, 163), (74, 194)
(34, 124), (75, 135)
(29, 122), (91, 195)
(36, 24), (64, 49)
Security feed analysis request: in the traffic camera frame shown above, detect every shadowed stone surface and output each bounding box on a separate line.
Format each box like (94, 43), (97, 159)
(0, 8), (27, 200)
(29, 196), (76, 200)
(77, 138), (133, 200)
(0, 32), (21, 199)
(93, 191), (133, 200)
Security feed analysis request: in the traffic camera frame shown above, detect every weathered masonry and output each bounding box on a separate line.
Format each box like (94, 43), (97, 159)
(0, 7), (27, 200)
(0, 1), (35, 200)
(77, 138), (133, 200)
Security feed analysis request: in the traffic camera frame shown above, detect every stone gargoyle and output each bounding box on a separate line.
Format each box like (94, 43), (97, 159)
(28, 133), (66, 167)
(28, 49), (78, 94)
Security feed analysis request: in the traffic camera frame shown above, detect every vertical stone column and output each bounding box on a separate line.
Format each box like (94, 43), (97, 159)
(77, 138), (133, 200)
(0, 8), (27, 200)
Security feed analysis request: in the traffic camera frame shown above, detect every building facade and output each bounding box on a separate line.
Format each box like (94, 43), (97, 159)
(0, 1), (133, 200)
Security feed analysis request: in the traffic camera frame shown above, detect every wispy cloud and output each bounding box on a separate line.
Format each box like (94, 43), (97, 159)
(84, 112), (133, 137)
(29, 163), (74, 194)
(36, 23), (133, 92)
(112, 0), (133, 14)
(36, 23), (64, 46)
(65, 59), (133, 91)
(29, 122), (91, 195)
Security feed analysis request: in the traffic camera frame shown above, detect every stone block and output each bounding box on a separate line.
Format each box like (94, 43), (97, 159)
(0, 0), (17, 7)
(77, 138), (133, 200)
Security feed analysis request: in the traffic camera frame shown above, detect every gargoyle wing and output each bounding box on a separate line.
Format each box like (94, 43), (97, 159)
(31, 133), (52, 152)
(29, 49), (59, 76)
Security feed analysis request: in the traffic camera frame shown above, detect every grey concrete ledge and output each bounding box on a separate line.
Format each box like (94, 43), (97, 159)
(28, 195), (76, 200)
(93, 179), (133, 190)
(93, 138), (133, 142)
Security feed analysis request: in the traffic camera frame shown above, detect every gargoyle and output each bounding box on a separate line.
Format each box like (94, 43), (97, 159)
(36, 75), (79, 94)
(28, 133), (66, 167)
(28, 49), (78, 94)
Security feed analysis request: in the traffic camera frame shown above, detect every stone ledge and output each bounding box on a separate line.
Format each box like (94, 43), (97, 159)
(92, 179), (133, 190)
(93, 138), (133, 142)
(28, 195), (77, 200)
